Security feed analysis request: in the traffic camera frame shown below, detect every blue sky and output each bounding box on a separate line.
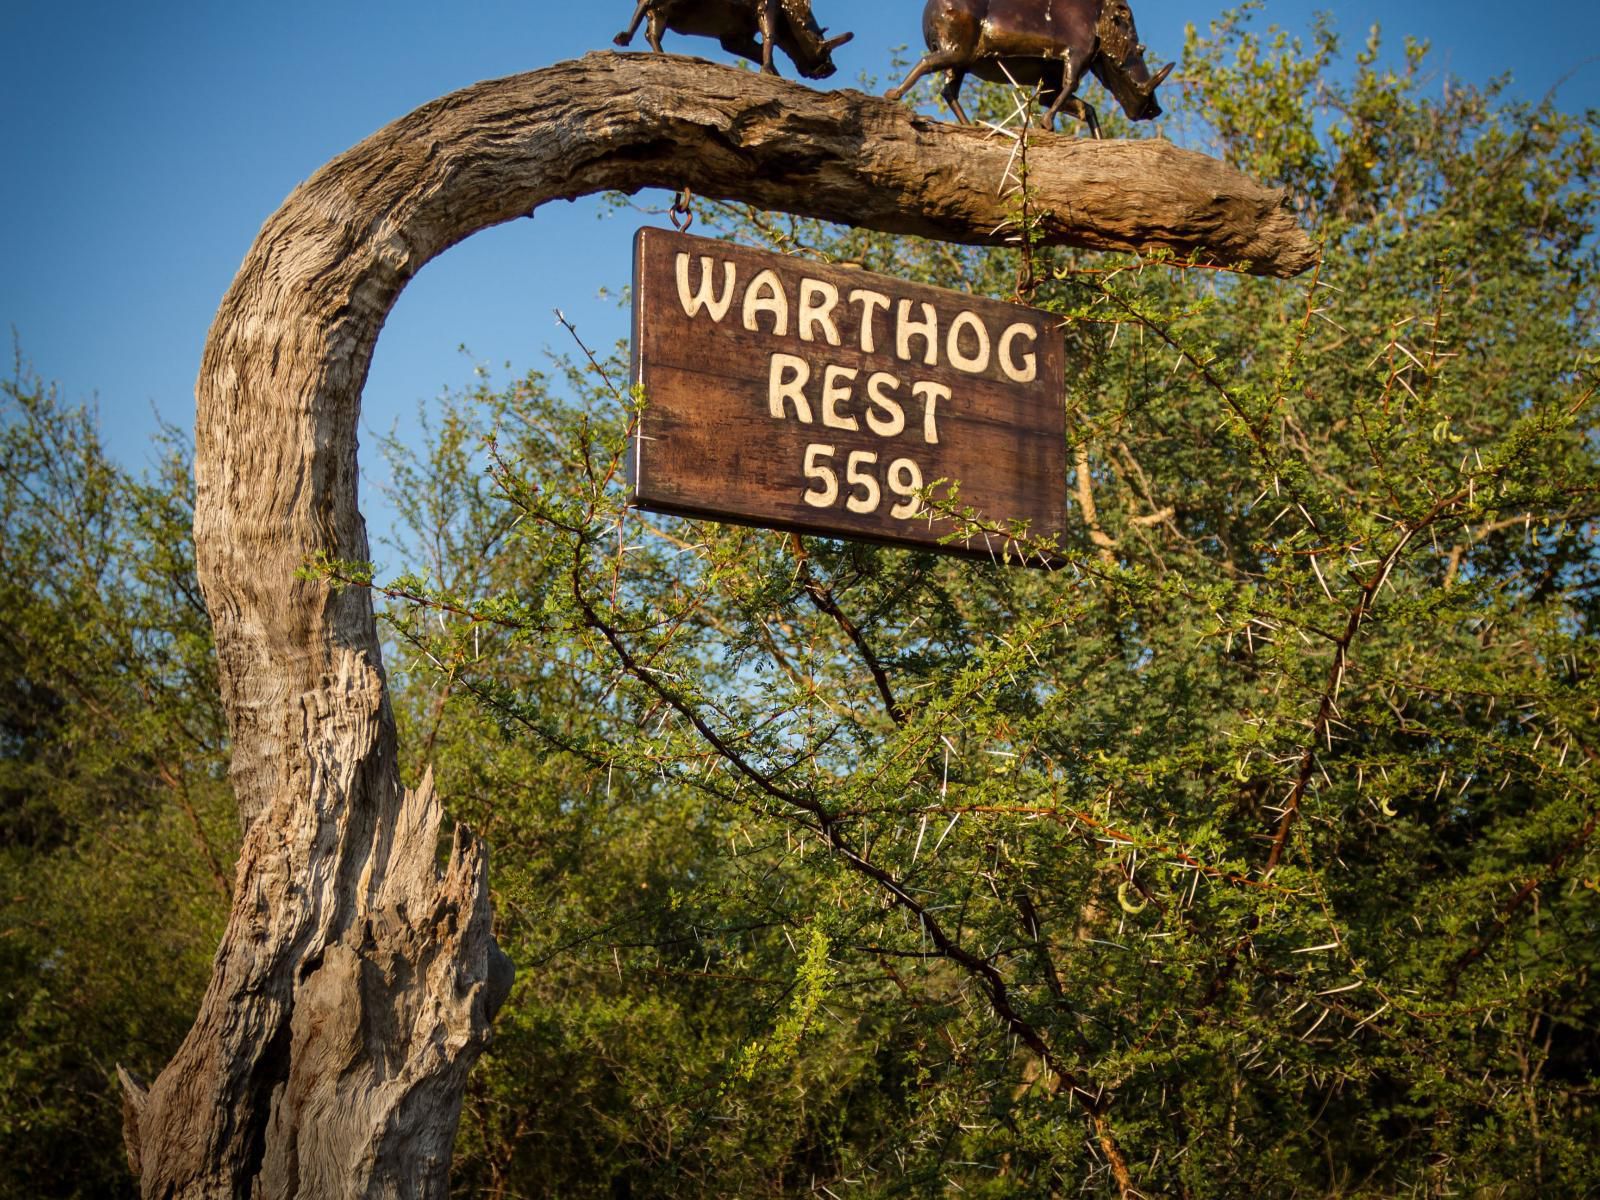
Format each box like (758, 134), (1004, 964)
(2, 0), (1596, 539)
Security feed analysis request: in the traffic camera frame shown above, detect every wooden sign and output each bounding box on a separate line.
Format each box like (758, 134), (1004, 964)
(629, 228), (1067, 561)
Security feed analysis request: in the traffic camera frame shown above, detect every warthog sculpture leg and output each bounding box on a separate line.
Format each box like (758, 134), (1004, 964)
(940, 67), (971, 123)
(614, 1), (652, 49)
(890, 48), (1101, 137)
(885, 50), (971, 115)
(1039, 52), (1099, 136)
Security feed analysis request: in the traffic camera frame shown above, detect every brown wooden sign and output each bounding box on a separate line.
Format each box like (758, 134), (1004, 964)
(629, 227), (1067, 561)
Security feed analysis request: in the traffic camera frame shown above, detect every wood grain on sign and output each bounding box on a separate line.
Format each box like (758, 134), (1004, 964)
(630, 228), (1067, 561)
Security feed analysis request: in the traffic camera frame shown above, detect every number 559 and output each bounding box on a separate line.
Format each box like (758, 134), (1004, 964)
(802, 444), (925, 520)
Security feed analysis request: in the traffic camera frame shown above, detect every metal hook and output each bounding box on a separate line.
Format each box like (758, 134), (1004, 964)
(669, 187), (694, 232)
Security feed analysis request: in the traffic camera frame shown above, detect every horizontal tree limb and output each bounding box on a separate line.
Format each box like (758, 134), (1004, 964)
(593, 53), (1320, 276)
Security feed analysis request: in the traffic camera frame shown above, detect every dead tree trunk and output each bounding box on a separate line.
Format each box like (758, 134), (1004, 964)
(121, 51), (1313, 1198)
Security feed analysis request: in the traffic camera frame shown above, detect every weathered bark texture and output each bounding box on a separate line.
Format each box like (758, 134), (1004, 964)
(127, 51), (1314, 1198)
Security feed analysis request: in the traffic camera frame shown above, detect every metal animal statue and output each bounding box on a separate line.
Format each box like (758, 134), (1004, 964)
(615, 0), (854, 80)
(885, 0), (1174, 136)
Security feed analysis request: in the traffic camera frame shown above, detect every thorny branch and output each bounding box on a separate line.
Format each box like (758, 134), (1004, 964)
(1446, 739), (1600, 991)
(564, 554), (1144, 1195)
(788, 534), (906, 727)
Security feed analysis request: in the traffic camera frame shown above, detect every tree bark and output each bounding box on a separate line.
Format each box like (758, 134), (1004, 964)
(125, 51), (1314, 1197)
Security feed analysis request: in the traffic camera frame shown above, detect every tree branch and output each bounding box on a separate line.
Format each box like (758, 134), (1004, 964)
(157, 52), (1311, 1197)
(788, 534), (906, 726)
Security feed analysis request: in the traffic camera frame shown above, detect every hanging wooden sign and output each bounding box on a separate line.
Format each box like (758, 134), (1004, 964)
(629, 227), (1067, 561)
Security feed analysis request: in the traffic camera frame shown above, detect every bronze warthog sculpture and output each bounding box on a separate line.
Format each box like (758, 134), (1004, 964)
(615, 0), (854, 80)
(886, 0), (1174, 136)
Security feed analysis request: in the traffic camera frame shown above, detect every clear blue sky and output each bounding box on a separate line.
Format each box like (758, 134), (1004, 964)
(2, 0), (1596, 545)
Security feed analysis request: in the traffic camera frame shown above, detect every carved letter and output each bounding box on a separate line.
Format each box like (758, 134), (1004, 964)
(864, 372), (905, 438)
(999, 323), (1039, 384)
(821, 365), (860, 431)
(912, 380), (950, 445)
(799, 279), (842, 346)
(946, 310), (992, 375)
(675, 254), (736, 322)
(849, 288), (891, 354)
(896, 300), (939, 366)
(743, 269), (790, 336)
(769, 353), (813, 422)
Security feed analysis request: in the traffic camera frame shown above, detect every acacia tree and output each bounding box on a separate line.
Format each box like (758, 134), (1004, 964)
(0, 369), (234, 1200)
(3, 14), (1587, 1196)
(115, 47), (1306, 1198)
(359, 17), (1599, 1199)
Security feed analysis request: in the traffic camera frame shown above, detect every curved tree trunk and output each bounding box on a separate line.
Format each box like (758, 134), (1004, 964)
(121, 51), (1314, 1197)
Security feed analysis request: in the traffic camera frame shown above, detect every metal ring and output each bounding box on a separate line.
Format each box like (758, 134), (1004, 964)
(669, 187), (694, 232)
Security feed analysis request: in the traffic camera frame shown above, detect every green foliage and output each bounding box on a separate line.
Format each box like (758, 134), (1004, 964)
(733, 925), (834, 1083)
(360, 13), (1600, 1197)
(0, 366), (234, 1199)
(4, 7), (1598, 1197)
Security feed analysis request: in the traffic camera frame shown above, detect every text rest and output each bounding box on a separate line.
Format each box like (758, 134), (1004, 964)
(769, 354), (948, 444)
